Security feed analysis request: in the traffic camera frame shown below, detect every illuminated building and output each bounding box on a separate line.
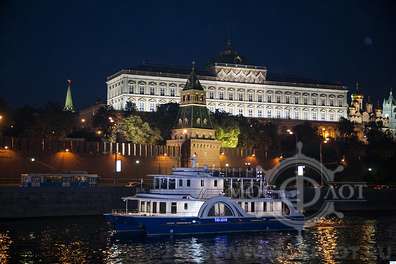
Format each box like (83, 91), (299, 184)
(106, 41), (348, 122)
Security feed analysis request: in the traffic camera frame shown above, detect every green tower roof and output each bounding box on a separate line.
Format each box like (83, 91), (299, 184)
(63, 80), (75, 112)
(183, 62), (204, 91)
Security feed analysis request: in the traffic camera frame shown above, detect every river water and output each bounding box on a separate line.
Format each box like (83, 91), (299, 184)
(0, 214), (395, 263)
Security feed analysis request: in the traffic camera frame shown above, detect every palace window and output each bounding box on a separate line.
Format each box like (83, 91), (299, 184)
(312, 98), (317, 105)
(149, 103), (155, 112)
(150, 86), (155, 95)
(276, 110), (281, 119)
(338, 100), (342, 107)
(160, 87), (165, 96)
(303, 111), (308, 120)
(285, 96), (290, 104)
(209, 91), (214, 99)
(276, 96), (281, 103)
(321, 112), (325, 120)
(139, 85), (145, 94)
(258, 110), (262, 117)
(267, 110), (272, 118)
(238, 93), (243, 101)
(312, 112), (317, 120)
(229, 93), (233, 100)
(329, 99), (334, 106)
(258, 95), (262, 102)
(187, 179), (191, 187)
(248, 109), (253, 117)
(219, 91), (224, 100)
(294, 97), (299, 104)
(303, 97), (308, 105)
(286, 110), (290, 119)
(248, 94), (253, 102)
(139, 102), (145, 111)
(179, 179), (183, 187)
(170, 88), (175, 97)
(330, 113), (335, 121)
(267, 95), (272, 103)
(129, 84), (135, 94)
(321, 98), (326, 106)
(238, 109), (243, 115)
(295, 111), (299, 119)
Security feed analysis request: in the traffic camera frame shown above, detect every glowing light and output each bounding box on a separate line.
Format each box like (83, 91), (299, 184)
(96, 130), (102, 135)
(0, 115), (3, 120)
(135, 160), (140, 164)
(116, 160), (122, 172)
(65, 148), (70, 152)
(225, 163), (229, 167)
(252, 153), (256, 157)
(164, 153), (167, 156)
(183, 129), (187, 134)
(80, 118), (86, 123)
(4, 146), (8, 150)
(368, 168), (372, 172)
(221, 152), (225, 155)
(30, 158), (36, 162)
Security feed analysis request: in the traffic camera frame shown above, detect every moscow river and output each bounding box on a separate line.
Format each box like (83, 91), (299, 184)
(1, 214), (395, 263)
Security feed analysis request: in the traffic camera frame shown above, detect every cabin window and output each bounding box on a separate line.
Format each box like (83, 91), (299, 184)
(169, 179), (175, 189)
(263, 202), (267, 212)
(208, 202), (234, 217)
(184, 203), (188, 210)
(244, 202), (249, 212)
(152, 202), (157, 213)
(201, 180), (204, 187)
(171, 202), (177, 214)
(179, 179), (183, 187)
(187, 180), (191, 187)
(159, 202), (166, 214)
(140, 201), (146, 212)
(214, 180), (217, 187)
(160, 178), (167, 189)
(147, 201), (151, 213)
(251, 202), (255, 212)
(155, 178), (160, 189)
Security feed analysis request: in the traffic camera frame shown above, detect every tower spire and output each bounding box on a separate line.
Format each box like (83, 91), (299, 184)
(63, 80), (75, 112)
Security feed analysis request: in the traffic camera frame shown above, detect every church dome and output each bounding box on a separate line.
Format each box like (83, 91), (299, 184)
(211, 40), (246, 65)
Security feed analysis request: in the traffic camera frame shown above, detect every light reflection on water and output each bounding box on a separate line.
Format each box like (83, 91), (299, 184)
(0, 215), (395, 263)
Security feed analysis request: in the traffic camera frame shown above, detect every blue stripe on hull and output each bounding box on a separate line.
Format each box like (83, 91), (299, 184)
(105, 214), (303, 236)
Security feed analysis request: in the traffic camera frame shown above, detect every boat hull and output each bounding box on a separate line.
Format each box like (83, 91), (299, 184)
(105, 214), (304, 236)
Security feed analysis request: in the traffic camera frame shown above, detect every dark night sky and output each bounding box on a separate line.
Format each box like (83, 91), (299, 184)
(1, 0), (395, 109)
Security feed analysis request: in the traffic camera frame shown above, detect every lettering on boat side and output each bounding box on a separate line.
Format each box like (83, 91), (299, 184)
(214, 218), (228, 223)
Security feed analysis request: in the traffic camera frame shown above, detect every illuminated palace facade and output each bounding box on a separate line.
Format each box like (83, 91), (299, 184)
(107, 42), (348, 123)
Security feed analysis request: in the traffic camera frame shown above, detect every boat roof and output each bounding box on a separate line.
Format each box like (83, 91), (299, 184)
(122, 193), (202, 201)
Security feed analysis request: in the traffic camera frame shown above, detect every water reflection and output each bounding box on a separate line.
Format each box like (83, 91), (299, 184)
(0, 215), (395, 263)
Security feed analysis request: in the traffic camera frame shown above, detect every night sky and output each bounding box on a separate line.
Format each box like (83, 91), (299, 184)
(1, 0), (395, 109)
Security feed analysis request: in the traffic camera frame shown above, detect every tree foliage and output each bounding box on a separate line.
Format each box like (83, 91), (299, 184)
(110, 115), (162, 144)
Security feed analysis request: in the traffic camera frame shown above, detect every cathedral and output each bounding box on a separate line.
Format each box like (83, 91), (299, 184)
(383, 90), (396, 134)
(348, 83), (387, 127)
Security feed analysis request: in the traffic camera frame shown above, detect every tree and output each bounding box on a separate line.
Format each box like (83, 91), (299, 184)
(337, 117), (354, 138)
(216, 127), (240, 147)
(110, 115), (162, 144)
(212, 110), (240, 148)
